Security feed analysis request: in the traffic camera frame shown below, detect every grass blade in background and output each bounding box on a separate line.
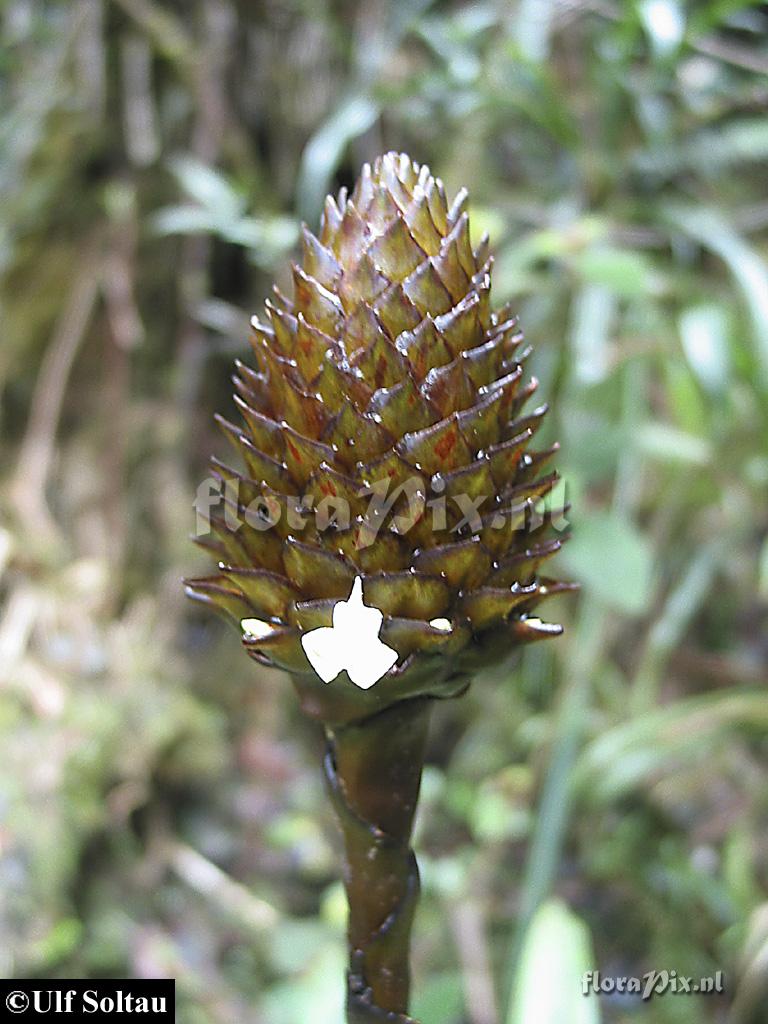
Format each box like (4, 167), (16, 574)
(506, 900), (601, 1024)
(665, 205), (768, 386)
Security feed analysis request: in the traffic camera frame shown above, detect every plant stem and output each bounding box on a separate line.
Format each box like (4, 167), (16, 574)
(324, 697), (432, 1024)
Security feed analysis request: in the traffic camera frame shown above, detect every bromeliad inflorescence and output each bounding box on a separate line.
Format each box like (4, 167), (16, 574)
(187, 152), (573, 1023)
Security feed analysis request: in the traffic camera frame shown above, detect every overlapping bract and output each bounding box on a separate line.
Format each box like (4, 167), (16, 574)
(187, 153), (571, 723)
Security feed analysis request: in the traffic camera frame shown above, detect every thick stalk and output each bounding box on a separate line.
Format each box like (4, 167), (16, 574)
(324, 697), (432, 1024)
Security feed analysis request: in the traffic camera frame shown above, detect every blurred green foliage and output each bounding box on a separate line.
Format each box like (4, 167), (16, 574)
(1, 2), (767, 1023)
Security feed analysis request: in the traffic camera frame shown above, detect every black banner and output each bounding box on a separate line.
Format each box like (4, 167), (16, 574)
(0, 981), (174, 1022)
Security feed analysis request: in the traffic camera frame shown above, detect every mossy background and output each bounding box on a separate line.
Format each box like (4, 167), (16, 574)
(1, 2), (767, 1022)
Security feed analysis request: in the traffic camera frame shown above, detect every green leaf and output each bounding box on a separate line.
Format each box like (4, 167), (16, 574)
(561, 512), (653, 614)
(574, 692), (768, 802)
(412, 973), (465, 1024)
(635, 422), (711, 465)
(664, 119), (768, 175)
(470, 780), (530, 842)
(634, 118), (768, 177)
(569, 284), (616, 384)
(362, 0), (440, 80)
(151, 205), (219, 236)
(513, 0), (557, 63)
(224, 216), (299, 267)
(689, 0), (767, 37)
(665, 206), (768, 386)
(30, 917), (83, 967)
(630, 544), (721, 712)
(168, 156), (244, 221)
(722, 829), (762, 919)
(268, 919), (334, 974)
(152, 207), (298, 268)
(506, 900), (601, 1024)
(638, 0), (685, 58)
(297, 95), (380, 223)
(759, 537), (768, 601)
(679, 304), (730, 393)
(572, 247), (652, 298)
(469, 205), (507, 247)
(261, 943), (345, 1024)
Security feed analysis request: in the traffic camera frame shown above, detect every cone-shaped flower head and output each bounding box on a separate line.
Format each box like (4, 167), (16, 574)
(187, 153), (572, 725)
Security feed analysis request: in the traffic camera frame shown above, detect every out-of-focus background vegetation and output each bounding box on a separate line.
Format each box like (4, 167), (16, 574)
(1, 1), (767, 1022)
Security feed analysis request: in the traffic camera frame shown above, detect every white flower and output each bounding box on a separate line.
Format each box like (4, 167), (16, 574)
(300, 577), (398, 690)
